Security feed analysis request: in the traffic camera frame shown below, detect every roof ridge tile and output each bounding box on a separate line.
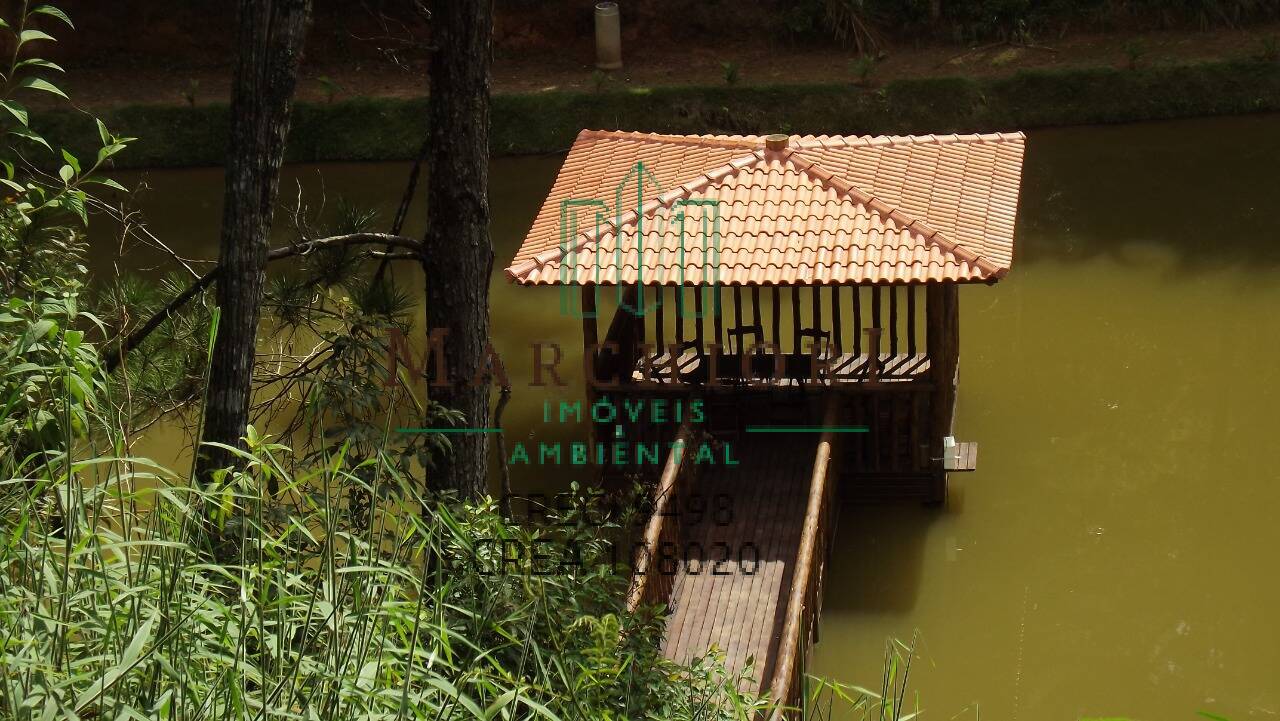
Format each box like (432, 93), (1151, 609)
(792, 130), (1026, 151)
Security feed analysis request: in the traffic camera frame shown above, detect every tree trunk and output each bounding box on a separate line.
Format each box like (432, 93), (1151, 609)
(196, 0), (311, 480)
(422, 0), (493, 500)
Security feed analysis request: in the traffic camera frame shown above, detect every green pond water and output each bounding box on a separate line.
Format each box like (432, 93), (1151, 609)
(92, 113), (1280, 720)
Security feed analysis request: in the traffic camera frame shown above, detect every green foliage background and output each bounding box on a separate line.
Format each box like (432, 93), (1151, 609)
(24, 59), (1280, 169)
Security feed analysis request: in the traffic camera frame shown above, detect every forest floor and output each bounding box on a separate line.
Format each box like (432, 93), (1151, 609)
(55, 22), (1280, 110)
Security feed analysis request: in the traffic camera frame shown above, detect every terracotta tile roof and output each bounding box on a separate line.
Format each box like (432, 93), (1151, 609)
(505, 129), (1025, 285)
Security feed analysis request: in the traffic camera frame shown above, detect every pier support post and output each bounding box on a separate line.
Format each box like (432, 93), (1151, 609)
(581, 286), (598, 349)
(594, 286), (642, 488)
(926, 284), (959, 504)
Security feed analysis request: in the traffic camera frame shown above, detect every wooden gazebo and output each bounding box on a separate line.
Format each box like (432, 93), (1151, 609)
(506, 129), (1026, 503)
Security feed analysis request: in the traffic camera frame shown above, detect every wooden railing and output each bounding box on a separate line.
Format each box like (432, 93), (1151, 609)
(607, 283), (938, 389)
(626, 422), (698, 613)
(640, 284), (927, 360)
(766, 400), (842, 720)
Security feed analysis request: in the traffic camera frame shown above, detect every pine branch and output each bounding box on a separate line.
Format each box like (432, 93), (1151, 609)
(103, 233), (423, 373)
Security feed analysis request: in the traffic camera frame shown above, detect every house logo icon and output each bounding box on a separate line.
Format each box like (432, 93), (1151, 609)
(557, 160), (723, 321)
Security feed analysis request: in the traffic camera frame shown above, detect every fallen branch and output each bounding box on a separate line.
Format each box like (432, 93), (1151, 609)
(267, 232), (423, 261)
(103, 232), (423, 373)
(103, 267), (219, 373)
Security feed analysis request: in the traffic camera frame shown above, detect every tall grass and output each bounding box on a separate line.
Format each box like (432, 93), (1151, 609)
(0, 300), (917, 720)
(2, 388), (930, 720)
(0, 291), (760, 718)
(0, 416), (776, 720)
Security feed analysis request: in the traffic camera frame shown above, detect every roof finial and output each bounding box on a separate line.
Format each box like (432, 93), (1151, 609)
(764, 134), (789, 151)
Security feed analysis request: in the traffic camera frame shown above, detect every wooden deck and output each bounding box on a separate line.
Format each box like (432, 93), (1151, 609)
(658, 437), (813, 692)
(624, 391), (962, 715)
(626, 411), (842, 718)
(945, 441), (979, 471)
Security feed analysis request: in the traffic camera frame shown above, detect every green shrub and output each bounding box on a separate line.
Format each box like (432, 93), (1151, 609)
(1258, 35), (1280, 61)
(848, 55), (877, 85)
(0, 425), (770, 719)
(722, 61), (741, 86)
(1123, 39), (1147, 70)
(25, 59), (1280, 168)
(0, 0), (130, 475)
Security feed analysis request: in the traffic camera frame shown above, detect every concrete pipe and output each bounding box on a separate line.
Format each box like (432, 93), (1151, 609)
(594, 2), (622, 70)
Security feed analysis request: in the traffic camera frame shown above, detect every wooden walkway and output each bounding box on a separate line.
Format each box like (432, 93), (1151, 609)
(658, 437), (813, 692)
(627, 416), (842, 717)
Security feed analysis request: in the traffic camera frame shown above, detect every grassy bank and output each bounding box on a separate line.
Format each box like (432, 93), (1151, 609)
(37, 58), (1280, 168)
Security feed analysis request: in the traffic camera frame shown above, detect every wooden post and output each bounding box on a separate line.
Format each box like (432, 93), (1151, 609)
(580, 285), (600, 454)
(675, 287), (686, 346)
(812, 286), (822, 339)
(634, 285), (646, 350)
(852, 286), (862, 356)
(767, 399), (840, 717)
(925, 283), (959, 504)
(791, 286), (801, 354)
(655, 285), (665, 353)
(831, 286), (843, 357)
(596, 285), (640, 485)
(864, 327), (881, 384)
(713, 286), (724, 349)
(906, 285), (917, 357)
(733, 286), (743, 334)
(888, 285), (899, 357)
(866, 323), (883, 472)
(581, 285), (598, 390)
(694, 289), (705, 354)
(772, 286), (782, 350)
(617, 285), (641, 384)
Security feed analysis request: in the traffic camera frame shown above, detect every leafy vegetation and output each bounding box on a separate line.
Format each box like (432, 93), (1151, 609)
(0, 5), (936, 720)
(721, 61), (741, 86)
(317, 75), (343, 104)
(848, 55), (877, 86)
(777, 0), (1280, 46)
(1257, 34), (1279, 61)
(23, 58), (1280, 169)
(0, 420), (769, 719)
(1123, 38), (1147, 70)
(0, 0), (131, 472)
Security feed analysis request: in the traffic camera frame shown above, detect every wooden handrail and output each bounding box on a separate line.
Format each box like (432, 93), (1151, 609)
(767, 399), (842, 720)
(626, 421), (695, 613)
